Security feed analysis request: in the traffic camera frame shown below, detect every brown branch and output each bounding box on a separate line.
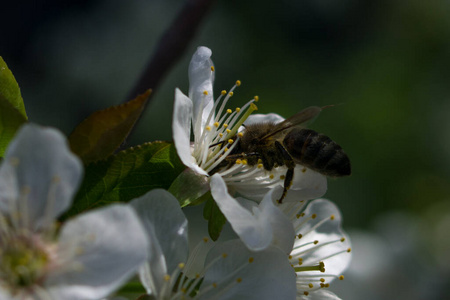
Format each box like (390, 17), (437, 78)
(125, 0), (216, 102)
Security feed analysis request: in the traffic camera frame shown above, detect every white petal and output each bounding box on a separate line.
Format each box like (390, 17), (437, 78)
(293, 199), (352, 279)
(297, 290), (342, 300)
(199, 239), (296, 300)
(188, 46), (215, 134)
(47, 205), (148, 300)
(259, 190), (295, 254)
(244, 113), (285, 125)
(173, 88), (208, 176)
(0, 124), (82, 231)
(130, 189), (188, 275)
(210, 174), (273, 251)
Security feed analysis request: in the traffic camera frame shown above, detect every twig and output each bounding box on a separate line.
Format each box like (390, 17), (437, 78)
(125, 0), (216, 103)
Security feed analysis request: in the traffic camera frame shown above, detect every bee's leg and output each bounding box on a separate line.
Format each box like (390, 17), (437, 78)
(275, 141), (295, 204)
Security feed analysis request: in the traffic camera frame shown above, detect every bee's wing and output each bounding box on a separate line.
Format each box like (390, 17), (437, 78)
(260, 106), (322, 140)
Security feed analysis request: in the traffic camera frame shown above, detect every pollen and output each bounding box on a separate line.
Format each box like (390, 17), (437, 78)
(178, 263), (185, 269)
(249, 257), (254, 263)
(203, 90), (208, 95)
(236, 278), (242, 283)
(242, 159), (248, 165)
(223, 123), (228, 128)
(227, 108), (232, 113)
(222, 90), (227, 95)
(224, 147), (229, 152)
(339, 275), (344, 280)
(330, 214), (335, 220)
(211, 66), (215, 71)
(302, 168), (307, 173)
(236, 80), (241, 86)
(222, 253), (228, 258)
(309, 283), (314, 288)
(288, 255), (292, 259)
(235, 107), (240, 112)
(257, 164), (263, 169)
(314, 240), (319, 245)
(347, 248), (352, 253)
(296, 214), (301, 219)
(269, 174), (274, 179)
(226, 129), (231, 133)
(238, 132), (244, 138)
(203, 237), (209, 243)
(228, 139), (234, 144)
(219, 133), (224, 137)
(304, 291), (309, 296)
(254, 95), (259, 102)
(229, 92), (234, 97)
(311, 214), (317, 219)
(206, 126), (212, 131)
(212, 283), (218, 288)
(250, 103), (258, 111)
(340, 237), (346, 242)
(280, 175), (285, 180)
(320, 278), (325, 283)
(164, 274), (171, 281)
(235, 159), (242, 164)
(214, 122), (220, 127)
(297, 234), (303, 239)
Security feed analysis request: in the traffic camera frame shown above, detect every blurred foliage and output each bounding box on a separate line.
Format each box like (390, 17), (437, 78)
(1, 0), (449, 229)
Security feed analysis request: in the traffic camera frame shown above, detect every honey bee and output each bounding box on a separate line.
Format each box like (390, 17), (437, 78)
(212, 106), (351, 203)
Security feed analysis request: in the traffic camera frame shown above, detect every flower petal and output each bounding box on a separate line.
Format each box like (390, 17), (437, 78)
(0, 124), (82, 231)
(199, 239), (296, 300)
(210, 174), (273, 251)
(297, 290), (342, 300)
(293, 199), (352, 279)
(47, 205), (148, 300)
(188, 46), (215, 134)
(130, 189), (188, 276)
(173, 88), (208, 176)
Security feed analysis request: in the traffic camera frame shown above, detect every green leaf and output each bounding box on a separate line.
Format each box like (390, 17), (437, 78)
(62, 141), (185, 219)
(203, 196), (226, 241)
(0, 57), (28, 157)
(69, 90), (151, 164)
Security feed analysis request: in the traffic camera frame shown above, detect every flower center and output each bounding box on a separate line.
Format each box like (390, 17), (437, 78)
(0, 232), (49, 290)
(192, 80), (259, 174)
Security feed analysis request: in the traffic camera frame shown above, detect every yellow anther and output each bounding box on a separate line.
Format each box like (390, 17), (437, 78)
(178, 263), (185, 269)
(238, 132), (244, 138)
(339, 275), (344, 280)
(250, 103), (258, 111)
(330, 214), (335, 220)
(235, 107), (240, 112)
(164, 274), (171, 281)
(203, 90), (208, 95)
(340, 237), (346, 242)
(223, 123), (228, 128)
(221, 90), (227, 95)
(288, 255), (293, 260)
(228, 139), (234, 144)
(324, 283), (330, 288)
(257, 164), (263, 169)
(254, 95), (259, 102)
(206, 126), (211, 131)
(229, 92), (234, 97)
(298, 258), (303, 263)
(219, 133), (223, 137)
(309, 283), (314, 288)
(314, 240), (319, 245)
(224, 147), (229, 152)
(269, 174), (274, 179)
(212, 283), (217, 288)
(226, 108), (232, 114)
(280, 175), (285, 180)
(312, 214), (317, 219)
(304, 291), (309, 296)
(235, 159), (242, 164)
(249, 257), (254, 263)
(296, 214), (301, 219)
(236, 278), (242, 283)
(347, 248), (352, 253)
(203, 237), (209, 243)
(214, 122), (219, 127)
(300, 213), (305, 217)
(222, 253), (228, 258)
(211, 66), (215, 71)
(298, 234), (303, 239)
(226, 129), (231, 133)
(302, 168), (307, 173)
(236, 80), (241, 86)
(320, 278), (325, 283)
(319, 262), (325, 272)
(242, 159), (248, 165)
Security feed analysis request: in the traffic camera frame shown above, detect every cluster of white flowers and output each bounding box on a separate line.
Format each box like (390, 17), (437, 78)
(0, 47), (352, 300)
